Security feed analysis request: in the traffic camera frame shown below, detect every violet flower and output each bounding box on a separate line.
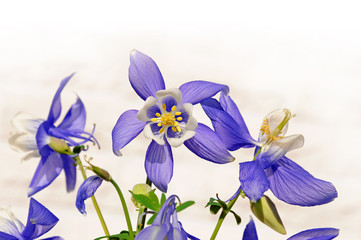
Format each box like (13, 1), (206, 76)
(112, 50), (234, 192)
(9, 74), (98, 196)
(201, 94), (337, 206)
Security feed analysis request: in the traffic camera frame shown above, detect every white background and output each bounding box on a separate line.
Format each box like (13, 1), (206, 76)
(0, 1), (360, 239)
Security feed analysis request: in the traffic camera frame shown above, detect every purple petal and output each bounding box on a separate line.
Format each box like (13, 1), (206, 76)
(0, 232), (18, 240)
(62, 155), (76, 192)
(58, 97), (86, 131)
(28, 152), (63, 197)
(41, 237), (64, 240)
(47, 73), (75, 124)
(112, 109), (147, 156)
(184, 123), (234, 164)
(219, 93), (251, 137)
(242, 218), (259, 240)
(21, 198), (59, 239)
(179, 81), (229, 105)
(287, 228), (339, 240)
(153, 195), (177, 226)
(265, 157), (338, 206)
(75, 176), (103, 215)
(129, 50), (166, 100)
(167, 227), (187, 240)
(201, 98), (257, 150)
(36, 122), (51, 157)
(239, 161), (270, 202)
(135, 225), (169, 240)
(145, 140), (173, 192)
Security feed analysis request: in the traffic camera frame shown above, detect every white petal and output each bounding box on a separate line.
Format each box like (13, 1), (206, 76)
(155, 88), (182, 106)
(167, 129), (196, 147)
(22, 150), (41, 161)
(143, 123), (165, 145)
(263, 109), (289, 135)
(11, 112), (44, 133)
(0, 208), (24, 236)
(137, 96), (158, 122)
(263, 134), (304, 161)
(8, 133), (38, 152)
(186, 116), (198, 131)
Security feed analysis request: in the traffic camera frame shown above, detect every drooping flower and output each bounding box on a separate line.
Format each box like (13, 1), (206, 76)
(112, 50), (234, 192)
(201, 94), (337, 206)
(0, 198), (62, 240)
(242, 218), (339, 240)
(9, 74), (98, 197)
(75, 175), (103, 215)
(135, 195), (199, 240)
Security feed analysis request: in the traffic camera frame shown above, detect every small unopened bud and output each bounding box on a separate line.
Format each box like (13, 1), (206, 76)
(49, 137), (72, 155)
(88, 164), (112, 181)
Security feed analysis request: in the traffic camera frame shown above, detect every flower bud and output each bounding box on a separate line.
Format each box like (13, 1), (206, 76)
(88, 163), (112, 181)
(131, 183), (152, 208)
(48, 137), (72, 155)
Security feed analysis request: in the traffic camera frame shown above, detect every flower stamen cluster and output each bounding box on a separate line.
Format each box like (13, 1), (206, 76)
(150, 104), (183, 134)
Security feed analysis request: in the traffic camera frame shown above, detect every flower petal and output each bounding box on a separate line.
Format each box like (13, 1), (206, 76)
(135, 225), (169, 240)
(28, 152), (63, 197)
(47, 73), (75, 124)
(239, 161), (270, 202)
(145, 140), (174, 192)
(287, 228), (339, 240)
(179, 81), (229, 105)
(137, 97), (159, 122)
(0, 209), (23, 239)
(57, 97), (86, 131)
(156, 88), (182, 110)
(41, 237), (64, 240)
(62, 155), (77, 192)
(219, 93), (252, 137)
(201, 98), (257, 150)
(129, 50), (166, 101)
(11, 112), (43, 133)
(75, 176), (103, 215)
(242, 218), (258, 240)
(21, 198), (59, 239)
(184, 123), (234, 164)
(112, 109), (147, 156)
(36, 122), (51, 157)
(265, 157), (338, 206)
(9, 133), (38, 152)
(0, 232), (18, 240)
(259, 134), (304, 169)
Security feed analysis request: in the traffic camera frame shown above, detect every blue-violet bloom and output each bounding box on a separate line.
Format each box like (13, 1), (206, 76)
(201, 94), (337, 206)
(242, 218), (339, 240)
(112, 50), (234, 192)
(75, 175), (103, 215)
(0, 198), (62, 240)
(135, 195), (199, 240)
(9, 74), (98, 197)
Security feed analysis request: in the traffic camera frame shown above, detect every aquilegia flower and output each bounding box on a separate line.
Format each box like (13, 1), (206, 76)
(0, 198), (62, 240)
(135, 195), (199, 240)
(9, 74), (98, 197)
(242, 218), (339, 240)
(75, 175), (103, 215)
(201, 94), (337, 206)
(112, 50), (234, 192)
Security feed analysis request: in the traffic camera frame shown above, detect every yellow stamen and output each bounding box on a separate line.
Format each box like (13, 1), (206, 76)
(175, 112), (182, 116)
(171, 105), (177, 112)
(172, 127), (177, 132)
(159, 128), (164, 134)
(157, 122), (162, 127)
(155, 113), (161, 117)
(177, 117), (183, 121)
(151, 118), (158, 122)
(176, 126), (181, 132)
(162, 104), (166, 110)
(173, 121), (179, 126)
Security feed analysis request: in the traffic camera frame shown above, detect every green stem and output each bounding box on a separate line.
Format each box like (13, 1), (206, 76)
(210, 192), (241, 240)
(110, 179), (134, 240)
(74, 156), (110, 237)
(138, 177), (152, 232)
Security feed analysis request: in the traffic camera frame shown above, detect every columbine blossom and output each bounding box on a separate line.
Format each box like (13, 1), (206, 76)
(9, 74), (98, 196)
(75, 175), (103, 215)
(112, 50), (234, 192)
(242, 218), (339, 240)
(201, 94), (337, 206)
(135, 195), (199, 240)
(0, 198), (62, 240)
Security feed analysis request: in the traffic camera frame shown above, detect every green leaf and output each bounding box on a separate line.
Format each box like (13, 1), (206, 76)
(129, 190), (160, 211)
(160, 193), (167, 205)
(216, 199), (227, 210)
(176, 201), (195, 213)
(94, 231), (132, 240)
(250, 195), (286, 235)
(209, 204), (222, 214)
(146, 212), (157, 225)
(230, 210), (242, 225)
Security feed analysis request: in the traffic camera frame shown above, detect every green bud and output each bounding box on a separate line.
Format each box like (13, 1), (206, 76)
(89, 164), (112, 181)
(131, 184), (152, 208)
(48, 137), (72, 155)
(250, 195), (286, 235)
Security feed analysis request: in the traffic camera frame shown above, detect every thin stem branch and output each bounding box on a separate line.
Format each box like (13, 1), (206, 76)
(110, 179), (134, 240)
(137, 177), (152, 232)
(210, 191), (241, 240)
(74, 156), (110, 237)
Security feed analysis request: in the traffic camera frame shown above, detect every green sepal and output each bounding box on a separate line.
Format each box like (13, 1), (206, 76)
(129, 190), (160, 211)
(229, 210), (242, 225)
(160, 193), (167, 205)
(176, 200), (195, 213)
(250, 195), (286, 235)
(205, 197), (227, 215)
